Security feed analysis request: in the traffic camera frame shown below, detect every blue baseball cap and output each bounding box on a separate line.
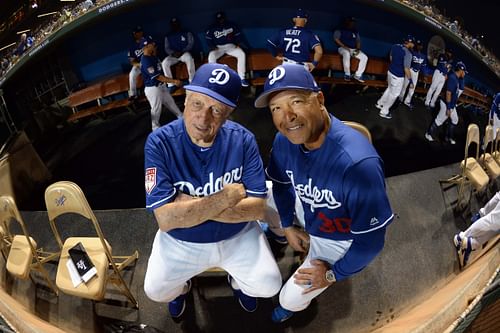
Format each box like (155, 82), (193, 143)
(140, 36), (155, 47)
(184, 64), (241, 108)
(404, 34), (415, 43)
(295, 8), (308, 19)
(455, 61), (468, 73)
(254, 63), (320, 108)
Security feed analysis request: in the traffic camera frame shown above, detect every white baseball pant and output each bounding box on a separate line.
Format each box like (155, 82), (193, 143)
(338, 47), (368, 77)
(377, 71), (404, 116)
(208, 43), (246, 80)
(143, 222), (282, 303)
(399, 69), (420, 105)
(161, 52), (196, 84)
(425, 69), (446, 107)
(460, 191), (500, 250)
(492, 112), (500, 141)
(144, 85), (182, 131)
(434, 99), (458, 126)
(129, 65), (141, 97)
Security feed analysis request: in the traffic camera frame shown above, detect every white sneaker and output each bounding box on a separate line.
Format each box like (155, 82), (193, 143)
(425, 133), (434, 141)
(378, 111), (392, 119)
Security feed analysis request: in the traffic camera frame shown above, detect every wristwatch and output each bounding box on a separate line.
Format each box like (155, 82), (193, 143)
(325, 269), (336, 283)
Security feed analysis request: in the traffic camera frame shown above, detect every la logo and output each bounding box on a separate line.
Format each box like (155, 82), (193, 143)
(209, 68), (230, 85)
(268, 66), (286, 85)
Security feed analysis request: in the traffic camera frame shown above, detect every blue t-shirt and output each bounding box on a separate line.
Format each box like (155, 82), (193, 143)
(388, 44), (412, 78)
(267, 115), (393, 280)
(445, 71), (460, 109)
(410, 50), (426, 72)
(333, 29), (360, 49)
(267, 26), (321, 63)
(436, 53), (451, 74)
(490, 92), (500, 119)
(165, 31), (194, 55)
(205, 22), (241, 48)
(144, 119), (267, 243)
(140, 55), (163, 87)
(128, 41), (144, 62)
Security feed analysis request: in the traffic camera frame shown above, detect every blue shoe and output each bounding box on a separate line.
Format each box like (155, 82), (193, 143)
(227, 275), (257, 312)
(471, 212), (481, 223)
(168, 280), (192, 318)
(241, 79), (250, 87)
(272, 305), (294, 323)
(344, 74), (351, 81)
(260, 223), (288, 245)
(454, 234), (472, 269)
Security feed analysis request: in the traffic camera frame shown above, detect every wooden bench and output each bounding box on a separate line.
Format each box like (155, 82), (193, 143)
(67, 73), (185, 122)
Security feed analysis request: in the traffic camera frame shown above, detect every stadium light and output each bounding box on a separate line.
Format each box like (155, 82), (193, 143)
(0, 43), (16, 52)
(16, 29), (31, 35)
(37, 11), (58, 18)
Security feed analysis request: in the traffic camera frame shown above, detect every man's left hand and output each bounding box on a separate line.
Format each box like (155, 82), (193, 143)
(294, 259), (334, 294)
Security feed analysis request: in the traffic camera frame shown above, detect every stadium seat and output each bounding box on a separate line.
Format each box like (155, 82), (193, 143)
(479, 125), (500, 179)
(493, 128), (500, 164)
(0, 195), (59, 295)
(45, 181), (139, 308)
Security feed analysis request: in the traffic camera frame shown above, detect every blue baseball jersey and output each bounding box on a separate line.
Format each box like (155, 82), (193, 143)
(388, 44), (412, 77)
(128, 41), (144, 62)
(436, 53), (451, 74)
(490, 92), (500, 119)
(144, 119), (267, 243)
(445, 71), (460, 109)
(267, 115), (393, 280)
(140, 55), (163, 87)
(410, 50), (426, 72)
(165, 31), (194, 55)
(333, 29), (360, 49)
(205, 22), (241, 48)
(267, 26), (321, 63)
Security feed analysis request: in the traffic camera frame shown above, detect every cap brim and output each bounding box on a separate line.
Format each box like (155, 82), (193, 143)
(254, 86), (318, 108)
(185, 85), (237, 108)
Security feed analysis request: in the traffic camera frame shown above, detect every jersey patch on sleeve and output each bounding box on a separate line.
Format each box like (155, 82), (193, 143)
(145, 167), (157, 194)
(147, 66), (155, 74)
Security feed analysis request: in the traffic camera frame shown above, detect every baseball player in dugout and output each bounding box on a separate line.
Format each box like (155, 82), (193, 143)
(143, 63), (282, 318)
(267, 8), (323, 72)
(140, 36), (183, 131)
(255, 63), (394, 323)
(333, 16), (368, 83)
(425, 48), (454, 109)
(425, 61), (467, 145)
(205, 11), (250, 87)
(128, 26), (145, 100)
(161, 17), (196, 89)
(399, 39), (426, 109)
(376, 35), (415, 120)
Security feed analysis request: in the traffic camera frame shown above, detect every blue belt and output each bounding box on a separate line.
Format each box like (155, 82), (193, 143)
(283, 58), (305, 65)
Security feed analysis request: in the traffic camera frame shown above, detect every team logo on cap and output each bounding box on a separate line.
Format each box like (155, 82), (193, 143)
(208, 68), (230, 85)
(268, 66), (286, 85)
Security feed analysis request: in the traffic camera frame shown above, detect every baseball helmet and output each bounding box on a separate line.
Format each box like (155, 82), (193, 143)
(455, 61), (468, 73)
(254, 63), (320, 108)
(184, 64), (241, 108)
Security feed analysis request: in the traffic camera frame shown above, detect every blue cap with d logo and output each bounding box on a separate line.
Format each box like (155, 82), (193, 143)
(254, 63), (320, 108)
(184, 63), (241, 108)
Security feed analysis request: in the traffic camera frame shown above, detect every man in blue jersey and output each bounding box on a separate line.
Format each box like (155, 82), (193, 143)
(399, 39), (426, 109)
(425, 61), (467, 145)
(128, 26), (145, 100)
(425, 48), (453, 108)
(489, 92), (500, 138)
(161, 17), (196, 88)
(333, 17), (368, 82)
(206, 11), (249, 87)
(143, 63), (282, 318)
(254, 63), (394, 323)
(267, 9), (323, 72)
(376, 35), (414, 119)
(140, 36), (183, 131)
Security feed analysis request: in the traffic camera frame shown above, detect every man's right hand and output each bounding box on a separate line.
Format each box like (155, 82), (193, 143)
(222, 183), (246, 207)
(284, 226), (310, 253)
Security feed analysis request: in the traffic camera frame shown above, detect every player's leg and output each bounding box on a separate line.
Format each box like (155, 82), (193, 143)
(277, 236), (352, 312)
(144, 230), (216, 302)
(179, 52), (196, 83)
(445, 108), (459, 144)
(225, 46), (247, 80)
(404, 70), (419, 105)
(354, 50), (368, 77)
(479, 191), (500, 216)
(144, 86), (163, 131)
(219, 222), (282, 298)
(380, 74), (402, 116)
(208, 47), (225, 63)
(463, 200), (500, 249)
(492, 113), (500, 143)
(161, 56), (179, 79)
(377, 71), (392, 108)
(338, 47), (352, 77)
(430, 76), (445, 108)
(129, 65), (141, 98)
(399, 76), (410, 101)
(425, 70), (439, 106)
(160, 85), (182, 118)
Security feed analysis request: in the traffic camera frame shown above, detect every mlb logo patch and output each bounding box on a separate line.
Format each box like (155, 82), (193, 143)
(147, 66), (155, 74)
(145, 167), (157, 194)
